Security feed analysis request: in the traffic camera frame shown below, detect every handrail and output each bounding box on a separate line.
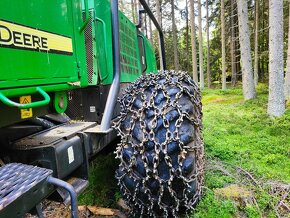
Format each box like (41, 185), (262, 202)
(99, 0), (166, 131)
(137, 0), (166, 70)
(0, 87), (50, 109)
(100, 0), (121, 131)
(79, 0), (89, 32)
(95, 17), (109, 81)
(138, 33), (148, 73)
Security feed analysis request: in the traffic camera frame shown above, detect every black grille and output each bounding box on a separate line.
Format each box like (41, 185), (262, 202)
(83, 10), (95, 85)
(67, 90), (84, 121)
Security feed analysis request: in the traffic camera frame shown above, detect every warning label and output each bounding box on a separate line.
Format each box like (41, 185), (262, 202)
(19, 96), (33, 119)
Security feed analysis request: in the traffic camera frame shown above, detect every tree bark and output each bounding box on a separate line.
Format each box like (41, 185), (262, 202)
(171, 0), (179, 70)
(189, 0), (198, 82)
(206, 0), (211, 88)
(120, 0), (125, 12)
(148, 0), (153, 44)
(254, 0), (259, 87)
(186, 0), (190, 72)
(134, 0), (138, 24)
(230, 0), (237, 86)
(237, 0), (256, 100)
(131, 0), (136, 23)
(268, 0), (285, 116)
(221, 0), (227, 90)
(285, 0), (290, 101)
(156, 0), (164, 70)
(198, 0), (204, 88)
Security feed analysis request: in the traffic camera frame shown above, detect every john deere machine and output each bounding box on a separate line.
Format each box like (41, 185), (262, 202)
(0, 0), (204, 217)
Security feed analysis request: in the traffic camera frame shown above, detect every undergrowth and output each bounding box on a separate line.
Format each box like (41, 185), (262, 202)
(202, 84), (289, 182)
(78, 153), (120, 208)
(192, 84), (290, 217)
(79, 84), (290, 217)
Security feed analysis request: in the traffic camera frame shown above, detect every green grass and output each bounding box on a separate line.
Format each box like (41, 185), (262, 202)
(80, 84), (290, 217)
(191, 84), (290, 217)
(78, 153), (120, 208)
(202, 85), (290, 182)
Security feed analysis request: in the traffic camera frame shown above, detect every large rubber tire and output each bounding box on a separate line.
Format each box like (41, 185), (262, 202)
(114, 71), (204, 217)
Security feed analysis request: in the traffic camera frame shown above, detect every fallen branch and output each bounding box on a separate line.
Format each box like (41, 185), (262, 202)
(78, 205), (127, 218)
(236, 167), (262, 189)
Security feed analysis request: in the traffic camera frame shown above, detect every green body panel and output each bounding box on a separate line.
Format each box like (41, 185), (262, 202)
(0, 0), (157, 122)
(0, 0), (158, 93)
(93, 0), (113, 84)
(0, 0), (88, 97)
(92, 0), (156, 85)
(142, 33), (158, 74)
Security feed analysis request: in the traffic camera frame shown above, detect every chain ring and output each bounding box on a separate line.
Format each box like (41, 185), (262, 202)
(114, 70), (204, 217)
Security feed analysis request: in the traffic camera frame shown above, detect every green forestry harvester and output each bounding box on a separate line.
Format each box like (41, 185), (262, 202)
(0, 0), (204, 217)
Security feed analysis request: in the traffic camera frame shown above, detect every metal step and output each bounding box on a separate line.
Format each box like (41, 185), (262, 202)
(84, 125), (113, 134)
(0, 163), (53, 218)
(55, 177), (89, 205)
(0, 163), (80, 218)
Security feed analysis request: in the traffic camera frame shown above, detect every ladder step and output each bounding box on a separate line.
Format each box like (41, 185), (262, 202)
(0, 163), (53, 217)
(55, 177), (89, 205)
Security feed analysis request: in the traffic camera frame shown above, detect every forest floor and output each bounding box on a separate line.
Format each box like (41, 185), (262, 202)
(32, 84), (289, 218)
(190, 84), (290, 218)
(78, 84), (290, 218)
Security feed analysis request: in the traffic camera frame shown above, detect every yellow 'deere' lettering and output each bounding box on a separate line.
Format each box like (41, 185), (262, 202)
(0, 20), (73, 53)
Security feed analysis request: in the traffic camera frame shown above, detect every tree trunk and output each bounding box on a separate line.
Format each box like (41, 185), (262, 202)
(221, 0), (226, 90)
(189, 0), (198, 82)
(230, 0), (237, 86)
(171, 0), (179, 70)
(206, 0), (211, 88)
(237, 0), (256, 100)
(134, 0), (138, 24)
(268, 0), (285, 116)
(120, 0), (125, 12)
(198, 0), (204, 89)
(186, 0), (190, 72)
(148, 0), (153, 44)
(285, 0), (290, 101)
(131, 0), (136, 23)
(261, 0), (266, 81)
(156, 0), (164, 70)
(254, 0), (259, 87)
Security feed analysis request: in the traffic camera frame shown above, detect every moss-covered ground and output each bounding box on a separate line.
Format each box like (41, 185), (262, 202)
(79, 84), (290, 217)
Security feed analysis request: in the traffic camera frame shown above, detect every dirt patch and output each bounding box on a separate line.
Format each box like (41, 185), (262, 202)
(25, 200), (127, 218)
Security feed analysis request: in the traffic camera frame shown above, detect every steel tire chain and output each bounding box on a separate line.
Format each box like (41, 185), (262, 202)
(114, 70), (204, 217)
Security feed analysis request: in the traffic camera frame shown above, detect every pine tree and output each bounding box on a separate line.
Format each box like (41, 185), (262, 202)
(171, 0), (179, 70)
(198, 0), (204, 88)
(254, 0), (259, 86)
(221, 0), (226, 90)
(156, 0), (164, 70)
(237, 0), (256, 100)
(285, 0), (290, 101)
(268, 0), (285, 116)
(230, 0), (237, 86)
(189, 0), (198, 82)
(206, 0), (211, 88)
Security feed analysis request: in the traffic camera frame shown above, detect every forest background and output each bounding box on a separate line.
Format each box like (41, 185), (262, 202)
(79, 1), (290, 217)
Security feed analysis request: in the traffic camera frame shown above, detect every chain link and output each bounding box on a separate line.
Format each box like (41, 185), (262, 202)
(114, 70), (204, 217)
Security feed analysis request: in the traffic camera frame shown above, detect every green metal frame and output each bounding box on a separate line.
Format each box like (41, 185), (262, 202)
(92, 0), (157, 85)
(0, 87), (50, 109)
(0, 0), (158, 127)
(0, 0), (88, 98)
